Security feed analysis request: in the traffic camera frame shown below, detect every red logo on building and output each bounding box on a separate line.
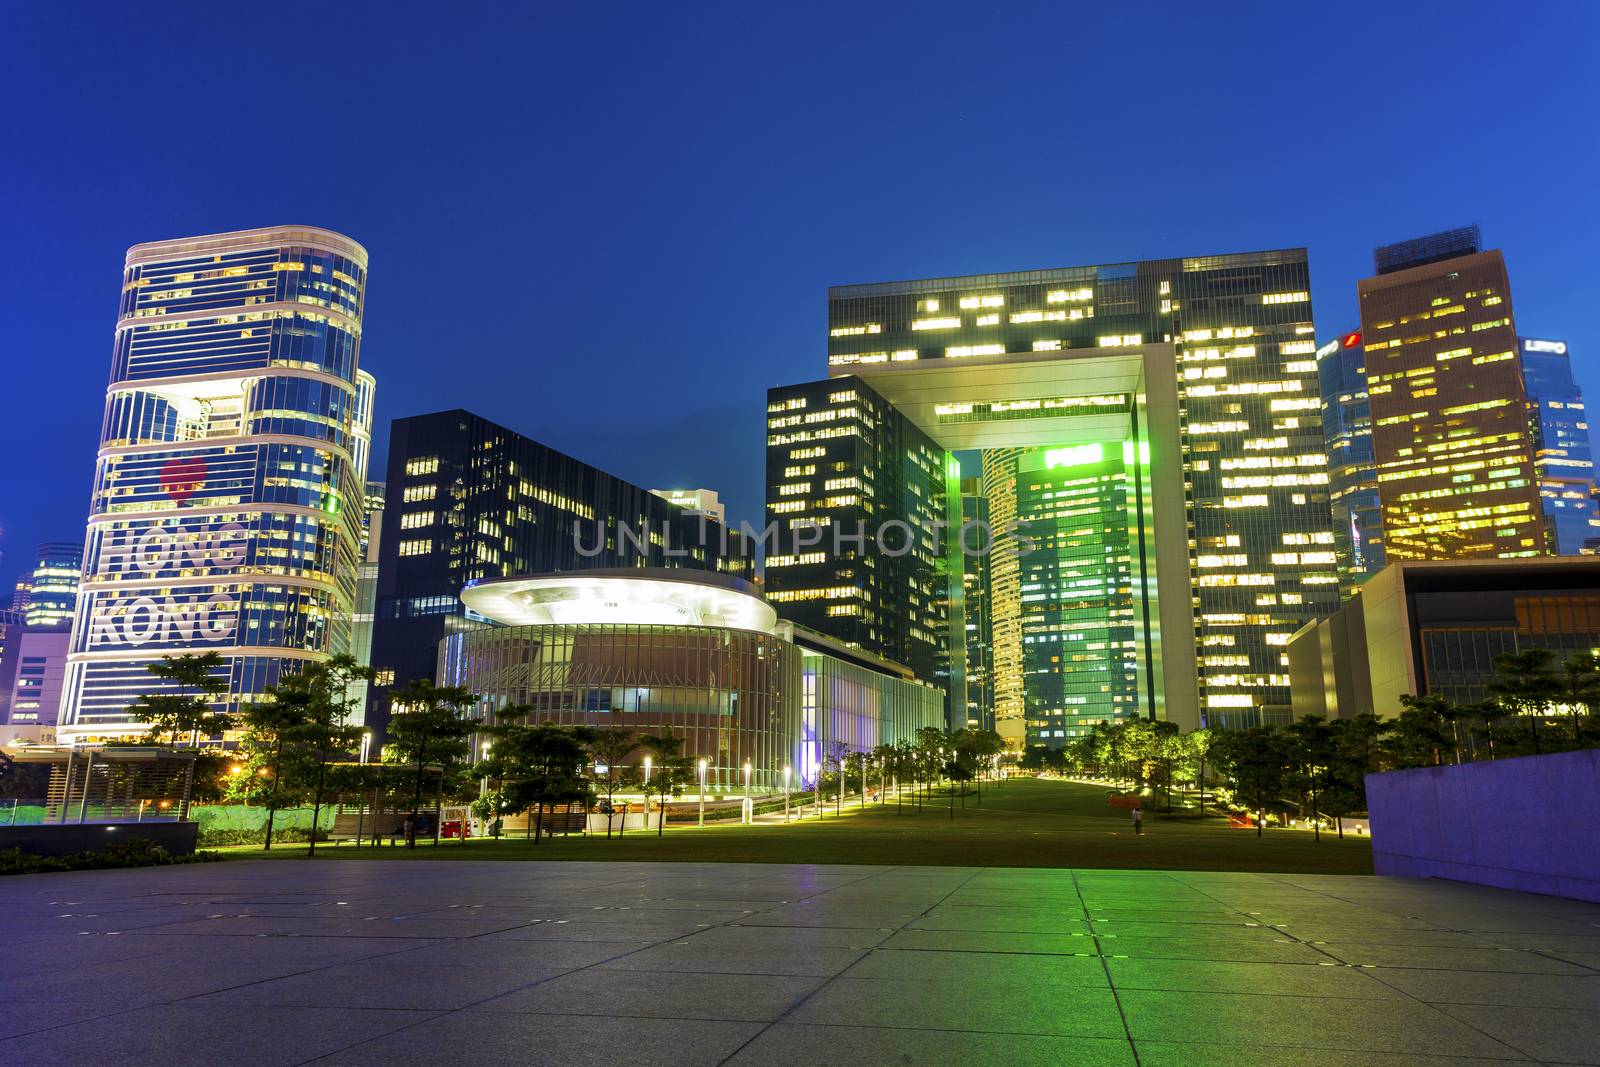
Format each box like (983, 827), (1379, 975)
(1341, 331), (1362, 349)
(159, 456), (207, 504)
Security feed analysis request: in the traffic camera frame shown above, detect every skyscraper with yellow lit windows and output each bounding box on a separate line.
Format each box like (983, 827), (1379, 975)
(1358, 227), (1550, 561)
(765, 248), (1339, 735)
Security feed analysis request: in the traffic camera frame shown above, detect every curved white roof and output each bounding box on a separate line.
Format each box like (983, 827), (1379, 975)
(461, 568), (777, 633)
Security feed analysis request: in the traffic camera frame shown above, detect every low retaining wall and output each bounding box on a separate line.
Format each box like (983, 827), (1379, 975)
(0, 821), (200, 858)
(1366, 749), (1600, 902)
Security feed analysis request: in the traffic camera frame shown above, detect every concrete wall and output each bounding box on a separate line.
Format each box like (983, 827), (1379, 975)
(1366, 749), (1600, 902)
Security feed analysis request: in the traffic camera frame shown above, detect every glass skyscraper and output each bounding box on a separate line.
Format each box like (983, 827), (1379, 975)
(59, 226), (374, 742)
(22, 542), (83, 629)
(1519, 337), (1600, 554)
(1318, 331), (1385, 592)
(820, 250), (1337, 728)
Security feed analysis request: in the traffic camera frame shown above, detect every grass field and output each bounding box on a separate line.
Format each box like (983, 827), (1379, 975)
(222, 777), (1373, 875)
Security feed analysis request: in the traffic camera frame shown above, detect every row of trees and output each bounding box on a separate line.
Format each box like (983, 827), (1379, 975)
(1015, 648), (1600, 841)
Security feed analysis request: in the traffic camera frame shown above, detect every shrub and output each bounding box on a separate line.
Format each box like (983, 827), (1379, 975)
(0, 839), (223, 876)
(196, 825), (329, 847)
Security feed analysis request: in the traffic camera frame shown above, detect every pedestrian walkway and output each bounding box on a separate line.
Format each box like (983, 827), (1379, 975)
(4, 859), (1597, 1064)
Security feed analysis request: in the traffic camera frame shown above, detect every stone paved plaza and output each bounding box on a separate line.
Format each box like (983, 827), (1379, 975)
(4, 859), (1599, 1065)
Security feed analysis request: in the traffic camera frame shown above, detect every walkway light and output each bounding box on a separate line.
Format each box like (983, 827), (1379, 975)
(698, 758), (708, 827)
(743, 761), (752, 824)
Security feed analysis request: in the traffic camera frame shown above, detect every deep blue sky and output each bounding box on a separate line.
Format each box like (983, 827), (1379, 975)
(3, 3), (1597, 591)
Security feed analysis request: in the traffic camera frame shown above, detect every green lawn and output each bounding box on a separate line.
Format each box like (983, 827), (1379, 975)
(221, 778), (1373, 875)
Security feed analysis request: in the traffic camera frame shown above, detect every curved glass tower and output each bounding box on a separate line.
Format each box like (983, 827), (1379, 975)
(59, 226), (372, 742)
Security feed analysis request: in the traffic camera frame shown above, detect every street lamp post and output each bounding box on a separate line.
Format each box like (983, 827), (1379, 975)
(783, 765), (791, 823)
(697, 759), (707, 827)
(360, 731), (372, 765)
(742, 761), (752, 824)
(643, 756), (652, 832)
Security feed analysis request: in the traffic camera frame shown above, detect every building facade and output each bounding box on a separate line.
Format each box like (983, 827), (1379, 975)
(958, 477), (994, 733)
(371, 410), (754, 736)
(59, 226), (373, 743)
(821, 250), (1336, 729)
(1358, 227), (1547, 561)
(440, 570), (944, 792)
(1318, 331), (1385, 592)
(21, 542), (83, 629)
(1288, 557), (1600, 719)
(650, 488), (727, 525)
(763, 377), (963, 708)
(1519, 337), (1600, 554)
(0, 627), (70, 745)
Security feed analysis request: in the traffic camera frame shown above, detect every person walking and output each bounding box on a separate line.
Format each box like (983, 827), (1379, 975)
(403, 811), (417, 847)
(1131, 803), (1144, 836)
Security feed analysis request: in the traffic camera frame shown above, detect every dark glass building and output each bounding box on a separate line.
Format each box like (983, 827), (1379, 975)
(370, 409), (754, 735)
(1318, 331), (1385, 592)
(823, 249), (1337, 727)
(763, 377), (964, 716)
(1520, 337), (1600, 554)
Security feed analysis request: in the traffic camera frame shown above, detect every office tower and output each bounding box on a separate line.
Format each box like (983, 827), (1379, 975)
(820, 250), (1334, 728)
(369, 409), (754, 734)
(959, 478), (994, 733)
(22, 542), (83, 629)
(764, 378), (964, 706)
(346, 481), (386, 725)
(981, 448), (1025, 744)
(59, 226), (373, 742)
(650, 488), (727, 524)
(1318, 331), (1385, 592)
(1519, 337), (1600, 554)
(1359, 227), (1547, 560)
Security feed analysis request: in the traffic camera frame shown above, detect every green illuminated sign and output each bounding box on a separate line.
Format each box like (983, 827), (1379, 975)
(1043, 443), (1105, 469)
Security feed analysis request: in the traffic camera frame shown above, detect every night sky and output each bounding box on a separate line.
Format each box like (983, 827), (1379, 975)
(3, 3), (1597, 591)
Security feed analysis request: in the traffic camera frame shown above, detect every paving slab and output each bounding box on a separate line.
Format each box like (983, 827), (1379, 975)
(3, 859), (1597, 1065)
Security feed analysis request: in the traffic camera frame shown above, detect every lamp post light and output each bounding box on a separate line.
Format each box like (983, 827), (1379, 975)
(783, 764), (791, 823)
(642, 756), (653, 833)
(359, 731), (372, 765)
(742, 761), (752, 824)
(697, 759), (707, 827)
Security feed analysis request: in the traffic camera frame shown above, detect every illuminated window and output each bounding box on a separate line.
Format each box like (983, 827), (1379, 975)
(912, 317), (961, 331)
(399, 511), (434, 529)
(398, 538), (431, 557)
(405, 456), (439, 476)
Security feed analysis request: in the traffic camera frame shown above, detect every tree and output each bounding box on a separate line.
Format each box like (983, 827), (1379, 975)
(588, 724), (639, 838)
(293, 656), (373, 856)
(1189, 728), (1214, 816)
(1559, 652), (1600, 746)
(1285, 715), (1336, 841)
(478, 722), (591, 842)
(1390, 693), (1457, 769)
(1489, 648), (1559, 756)
(127, 652), (232, 747)
(1212, 727), (1287, 837)
(230, 684), (313, 850)
(648, 757), (697, 835)
(635, 731), (692, 836)
(385, 680), (476, 846)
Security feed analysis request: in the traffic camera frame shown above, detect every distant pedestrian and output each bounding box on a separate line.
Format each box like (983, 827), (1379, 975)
(403, 811), (417, 846)
(1131, 804), (1144, 836)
